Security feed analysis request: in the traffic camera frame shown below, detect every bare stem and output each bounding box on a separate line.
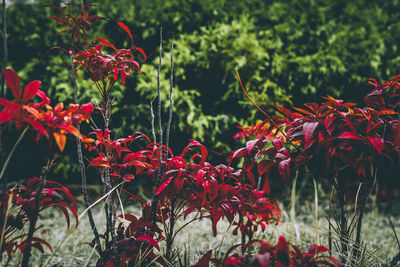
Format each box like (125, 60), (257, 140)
(165, 199), (175, 261)
(149, 26), (163, 227)
(150, 97), (157, 143)
(165, 44), (174, 160)
(70, 54), (103, 257)
(0, 0), (8, 189)
(21, 160), (52, 267)
(1, 0), (7, 97)
(0, 127), (27, 182)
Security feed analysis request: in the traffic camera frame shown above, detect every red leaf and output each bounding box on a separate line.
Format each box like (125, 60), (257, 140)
(308, 244), (329, 255)
(224, 257), (241, 265)
(155, 177), (173, 195)
(88, 156), (110, 168)
(134, 47), (147, 61)
(254, 253), (271, 267)
(49, 16), (67, 25)
(304, 103), (319, 114)
(53, 132), (67, 152)
(192, 249), (213, 267)
(367, 136), (383, 154)
(325, 116), (336, 135)
(278, 158), (291, 181)
(188, 141), (208, 165)
(22, 80), (41, 103)
(246, 138), (262, 155)
(3, 69), (22, 100)
(81, 102), (93, 113)
(337, 131), (361, 140)
(122, 173), (135, 182)
(0, 111), (12, 124)
(303, 121), (318, 148)
(120, 70), (127, 85)
(117, 21), (134, 48)
(273, 136), (284, 150)
(258, 159), (274, 176)
(95, 37), (117, 51)
(135, 235), (160, 250)
(276, 106), (293, 119)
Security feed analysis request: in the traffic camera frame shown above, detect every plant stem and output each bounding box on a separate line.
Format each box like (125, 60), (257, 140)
(338, 186), (348, 264)
(102, 102), (118, 258)
(165, 44), (173, 160)
(0, 127), (27, 181)
(0, 0), (7, 189)
(150, 97), (157, 144)
(1, 0), (7, 97)
(70, 54), (103, 257)
(149, 26), (163, 227)
(166, 199), (175, 262)
(21, 159), (52, 267)
(0, 190), (12, 262)
(354, 166), (378, 259)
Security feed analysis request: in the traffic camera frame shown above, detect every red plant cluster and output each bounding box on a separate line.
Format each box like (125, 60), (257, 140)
(73, 22), (145, 97)
(86, 129), (151, 183)
(0, 178), (77, 265)
(194, 235), (341, 267)
(235, 74), (400, 183)
(234, 121), (280, 140)
(0, 69), (93, 152)
(46, 2), (102, 48)
(85, 132), (281, 265)
(145, 140), (281, 238)
(94, 212), (164, 267)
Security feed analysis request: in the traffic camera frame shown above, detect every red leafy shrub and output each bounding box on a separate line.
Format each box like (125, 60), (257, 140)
(194, 235), (341, 267)
(0, 68), (93, 152)
(45, 2), (102, 49)
(86, 129), (151, 184)
(144, 140), (280, 241)
(234, 74), (400, 186)
(94, 212), (163, 267)
(73, 21), (145, 98)
(0, 178), (77, 265)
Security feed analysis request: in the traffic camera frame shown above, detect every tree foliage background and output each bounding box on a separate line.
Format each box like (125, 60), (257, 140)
(3, 0), (400, 183)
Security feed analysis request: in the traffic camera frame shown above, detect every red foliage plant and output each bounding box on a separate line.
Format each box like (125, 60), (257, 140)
(194, 235), (341, 267)
(144, 140), (280, 243)
(0, 68), (93, 152)
(73, 21), (145, 98)
(234, 74), (400, 185)
(86, 130), (281, 264)
(45, 2), (102, 49)
(0, 178), (78, 265)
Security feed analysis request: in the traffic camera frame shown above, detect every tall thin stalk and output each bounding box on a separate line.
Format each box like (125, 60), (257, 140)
(149, 27), (163, 226)
(1, 0), (7, 96)
(70, 54), (103, 257)
(164, 44), (175, 261)
(0, 127), (27, 182)
(165, 44), (174, 160)
(21, 160), (52, 267)
(353, 166), (378, 259)
(0, 0), (8, 188)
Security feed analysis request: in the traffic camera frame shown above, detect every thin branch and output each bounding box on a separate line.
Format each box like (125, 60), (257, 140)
(70, 54), (103, 257)
(1, 0), (7, 97)
(390, 216), (400, 267)
(0, 0), (8, 189)
(0, 127), (27, 181)
(149, 26), (163, 226)
(150, 97), (157, 143)
(389, 217), (400, 250)
(21, 160), (52, 267)
(165, 44), (174, 160)
(234, 69), (301, 151)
